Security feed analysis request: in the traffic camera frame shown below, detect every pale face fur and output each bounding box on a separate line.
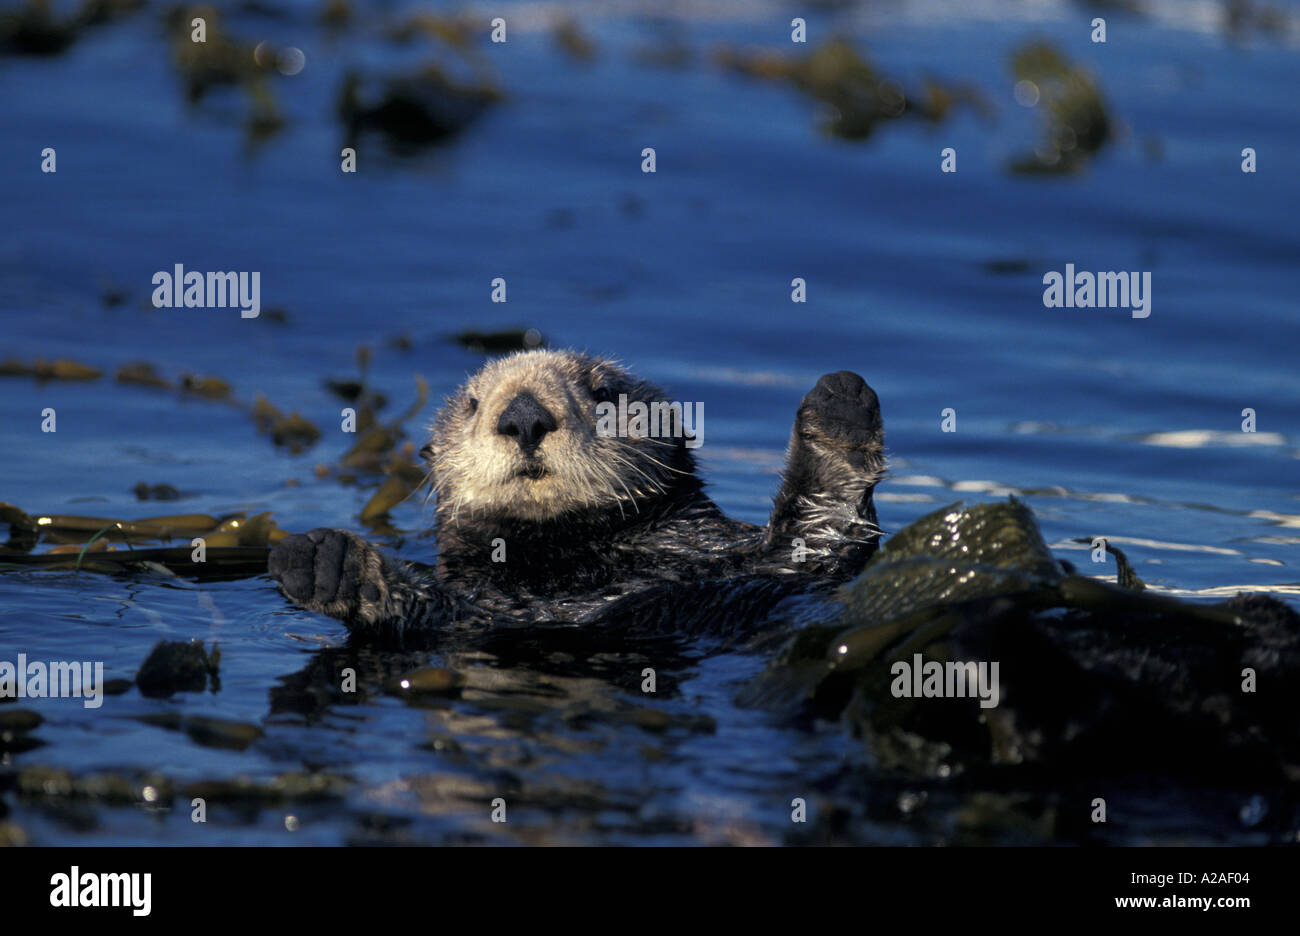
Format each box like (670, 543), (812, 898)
(426, 350), (693, 526)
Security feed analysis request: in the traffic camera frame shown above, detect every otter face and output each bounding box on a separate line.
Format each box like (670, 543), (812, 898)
(426, 350), (694, 526)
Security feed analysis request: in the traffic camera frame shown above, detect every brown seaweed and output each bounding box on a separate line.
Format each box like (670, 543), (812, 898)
(715, 39), (986, 142)
(1008, 41), (1112, 175)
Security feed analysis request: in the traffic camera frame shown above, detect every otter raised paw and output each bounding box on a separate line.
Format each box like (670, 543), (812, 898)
(766, 370), (885, 572)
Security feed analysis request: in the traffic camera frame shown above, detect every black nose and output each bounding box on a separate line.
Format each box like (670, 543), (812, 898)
(496, 393), (557, 453)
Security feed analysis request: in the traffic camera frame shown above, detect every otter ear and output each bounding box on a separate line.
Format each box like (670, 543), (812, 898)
(418, 443), (434, 462)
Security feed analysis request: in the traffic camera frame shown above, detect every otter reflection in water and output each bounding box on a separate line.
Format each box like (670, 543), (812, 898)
(269, 350), (885, 643)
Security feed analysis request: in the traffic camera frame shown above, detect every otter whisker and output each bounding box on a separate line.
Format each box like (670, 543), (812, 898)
(612, 442), (691, 479)
(592, 454), (639, 516)
(603, 452), (666, 501)
(603, 449), (667, 494)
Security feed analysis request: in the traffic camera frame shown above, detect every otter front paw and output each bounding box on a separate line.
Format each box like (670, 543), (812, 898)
(795, 371), (883, 458)
(767, 371), (885, 566)
(268, 528), (391, 624)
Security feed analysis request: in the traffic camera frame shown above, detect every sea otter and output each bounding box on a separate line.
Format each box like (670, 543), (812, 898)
(268, 350), (885, 642)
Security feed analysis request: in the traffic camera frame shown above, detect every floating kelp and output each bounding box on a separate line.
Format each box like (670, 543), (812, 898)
(164, 3), (287, 139)
(39, 358), (101, 380)
(0, 357), (102, 380)
(1008, 41), (1111, 175)
(271, 413), (321, 451)
(359, 448), (428, 524)
(135, 639), (220, 697)
(45, 539), (116, 555)
(0, 502), (38, 551)
(295, 366), (433, 524)
(211, 511), (288, 547)
(0, 543), (274, 579)
(715, 39), (985, 141)
(324, 344), (387, 413)
(252, 394), (322, 454)
(138, 711), (261, 750)
(6, 765), (173, 804)
(5, 507), (224, 543)
(338, 64), (501, 150)
(744, 499), (1300, 787)
(552, 16), (596, 63)
(181, 771), (349, 803)
(1074, 536), (1146, 590)
(0, 709), (43, 756)
(323, 379), (383, 405)
(167, 5), (264, 103)
(115, 361), (172, 389)
(2, 765), (348, 810)
(339, 374), (428, 469)
(611, 705), (715, 736)
(386, 10), (482, 48)
(0, 0), (80, 56)
(116, 360), (329, 452)
(8, 354), (329, 455)
(450, 328), (545, 354)
(242, 78), (287, 144)
(0, 499), (286, 578)
(386, 666), (466, 699)
(340, 421), (401, 461)
(0, 710), (42, 733)
(180, 373), (233, 398)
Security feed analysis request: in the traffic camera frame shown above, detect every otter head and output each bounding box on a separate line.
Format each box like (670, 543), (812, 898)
(425, 350), (697, 528)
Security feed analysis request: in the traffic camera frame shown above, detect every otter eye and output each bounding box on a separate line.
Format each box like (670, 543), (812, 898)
(592, 386), (614, 405)
(467, 397), (479, 413)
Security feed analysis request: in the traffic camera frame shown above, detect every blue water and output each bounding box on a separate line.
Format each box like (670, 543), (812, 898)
(1, 0), (1297, 844)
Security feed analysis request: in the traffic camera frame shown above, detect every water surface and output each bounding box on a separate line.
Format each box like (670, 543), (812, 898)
(1, 0), (1297, 844)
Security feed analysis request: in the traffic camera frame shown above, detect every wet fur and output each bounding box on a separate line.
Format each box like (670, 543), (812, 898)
(269, 351), (886, 643)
